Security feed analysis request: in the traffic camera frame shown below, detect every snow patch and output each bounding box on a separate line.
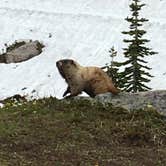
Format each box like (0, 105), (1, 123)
(0, 0), (165, 99)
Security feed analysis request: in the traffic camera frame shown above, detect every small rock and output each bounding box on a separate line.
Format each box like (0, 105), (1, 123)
(1, 40), (44, 63)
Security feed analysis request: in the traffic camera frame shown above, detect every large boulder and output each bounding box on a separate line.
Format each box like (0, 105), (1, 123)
(0, 40), (44, 63)
(72, 90), (166, 115)
(95, 90), (166, 115)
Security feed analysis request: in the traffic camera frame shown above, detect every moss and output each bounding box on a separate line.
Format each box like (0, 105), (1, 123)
(6, 41), (26, 52)
(36, 41), (45, 53)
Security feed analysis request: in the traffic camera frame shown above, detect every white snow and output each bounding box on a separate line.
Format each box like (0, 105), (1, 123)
(0, 0), (165, 99)
(0, 103), (4, 108)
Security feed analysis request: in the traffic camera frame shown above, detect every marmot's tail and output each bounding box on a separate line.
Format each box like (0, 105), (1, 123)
(109, 85), (121, 95)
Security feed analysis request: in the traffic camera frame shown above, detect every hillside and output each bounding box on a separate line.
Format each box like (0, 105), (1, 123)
(0, 98), (166, 165)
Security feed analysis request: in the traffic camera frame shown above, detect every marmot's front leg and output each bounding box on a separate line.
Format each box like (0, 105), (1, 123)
(63, 86), (70, 97)
(64, 86), (82, 98)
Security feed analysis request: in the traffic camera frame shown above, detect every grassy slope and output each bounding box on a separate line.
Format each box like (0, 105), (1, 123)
(0, 97), (166, 166)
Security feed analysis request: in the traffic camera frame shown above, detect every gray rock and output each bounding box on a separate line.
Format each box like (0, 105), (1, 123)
(95, 90), (166, 115)
(5, 40), (43, 63)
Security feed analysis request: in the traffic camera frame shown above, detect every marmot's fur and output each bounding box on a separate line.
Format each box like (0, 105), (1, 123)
(56, 59), (120, 98)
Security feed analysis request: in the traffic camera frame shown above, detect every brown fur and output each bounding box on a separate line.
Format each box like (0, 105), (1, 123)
(56, 59), (120, 98)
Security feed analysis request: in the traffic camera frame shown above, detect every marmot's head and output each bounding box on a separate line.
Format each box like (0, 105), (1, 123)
(56, 59), (79, 78)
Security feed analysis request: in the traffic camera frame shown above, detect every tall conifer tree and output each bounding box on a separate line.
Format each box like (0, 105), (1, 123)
(119, 0), (157, 92)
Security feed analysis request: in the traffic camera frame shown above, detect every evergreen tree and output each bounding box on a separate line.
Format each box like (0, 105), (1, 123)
(102, 47), (122, 88)
(119, 0), (157, 92)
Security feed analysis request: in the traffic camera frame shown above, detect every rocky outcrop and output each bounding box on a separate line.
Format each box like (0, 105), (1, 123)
(71, 90), (166, 115)
(0, 40), (44, 63)
(95, 90), (166, 115)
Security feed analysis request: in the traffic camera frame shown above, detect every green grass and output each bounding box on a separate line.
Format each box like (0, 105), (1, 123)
(0, 97), (166, 166)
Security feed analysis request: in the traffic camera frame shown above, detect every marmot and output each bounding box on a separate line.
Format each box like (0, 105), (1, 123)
(56, 59), (120, 98)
